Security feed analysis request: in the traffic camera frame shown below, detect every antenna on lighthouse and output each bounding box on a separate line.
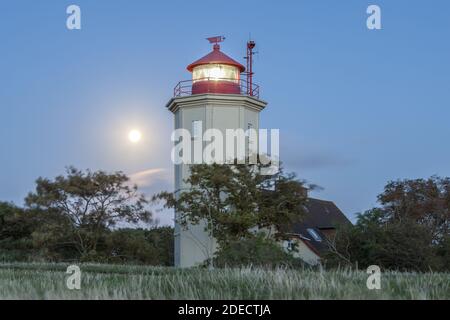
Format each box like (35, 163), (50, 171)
(244, 40), (256, 96)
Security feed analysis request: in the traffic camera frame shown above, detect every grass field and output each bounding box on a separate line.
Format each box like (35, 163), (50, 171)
(0, 262), (448, 299)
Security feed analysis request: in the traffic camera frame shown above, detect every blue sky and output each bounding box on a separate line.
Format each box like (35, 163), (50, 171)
(1, 0), (449, 224)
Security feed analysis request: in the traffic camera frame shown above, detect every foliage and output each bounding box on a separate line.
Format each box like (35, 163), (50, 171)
(0, 202), (35, 261)
(214, 234), (304, 268)
(324, 176), (450, 272)
(0, 206), (173, 264)
(25, 167), (152, 258)
(3, 168), (449, 271)
(377, 176), (449, 243)
(324, 209), (438, 271)
(154, 163), (308, 251)
(436, 235), (450, 270)
(104, 227), (174, 265)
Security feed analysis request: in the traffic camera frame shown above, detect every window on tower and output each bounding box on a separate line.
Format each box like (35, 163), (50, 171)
(246, 123), (256, 157)
(192, 120), (202, 140)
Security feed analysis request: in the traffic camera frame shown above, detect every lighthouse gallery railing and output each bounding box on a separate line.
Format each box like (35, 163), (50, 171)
(173, 77), (260, 99)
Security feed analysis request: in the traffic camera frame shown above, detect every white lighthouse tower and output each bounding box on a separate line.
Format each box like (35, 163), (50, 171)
(166, 37), (267, 267)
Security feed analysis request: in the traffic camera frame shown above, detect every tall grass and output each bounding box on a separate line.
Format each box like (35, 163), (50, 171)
(0, 262), (448, 299)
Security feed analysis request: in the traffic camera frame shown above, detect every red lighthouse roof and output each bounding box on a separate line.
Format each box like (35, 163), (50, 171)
(186, 44), (246, 73)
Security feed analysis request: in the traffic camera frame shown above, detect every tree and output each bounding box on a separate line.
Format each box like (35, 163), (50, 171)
(30, 208), (82, 261)
(324, 176), (450, 271)
(25, 167), (152, 258)
(0, 201), (81, 261)
(377, 176), (449, 243)
(324, 209), (437, 271)
(154, 163), (309, 263)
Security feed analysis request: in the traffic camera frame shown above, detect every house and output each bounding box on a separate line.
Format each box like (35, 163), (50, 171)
(283, 198), (351, 265)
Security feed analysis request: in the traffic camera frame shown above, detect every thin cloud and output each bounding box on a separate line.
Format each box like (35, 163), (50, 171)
(128, 168), (174, 226)
(128, 168), (169, 188)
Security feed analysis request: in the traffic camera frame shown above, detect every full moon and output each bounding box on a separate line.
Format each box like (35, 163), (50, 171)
(128, 130), (142, 143)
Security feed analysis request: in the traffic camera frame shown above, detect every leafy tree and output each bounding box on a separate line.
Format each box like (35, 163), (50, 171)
(27, 208), (78, 261)
(154, 163), (309, 263)
(0, 202), (79, 261)
(324, 176), (450, 271)
(325, 209), (437, 271)
(377, 176), (449, 243)
(25, 167), (152, 258)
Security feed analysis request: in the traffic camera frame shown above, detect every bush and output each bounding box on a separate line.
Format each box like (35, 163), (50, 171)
(0, 203), (35, 262)
(214, 234), (305, 268)
(436, 236), (450, 271)
(324, 209), (441, 272)
(0, 201), (174, 265)
(104, 228), (174, 265)
(104, 229), (160, 264)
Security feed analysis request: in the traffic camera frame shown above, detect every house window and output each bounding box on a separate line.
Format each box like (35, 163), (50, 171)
(284, 239), (295, 251)
(192, 120), (202, 139)
(307, 228), (322, 242)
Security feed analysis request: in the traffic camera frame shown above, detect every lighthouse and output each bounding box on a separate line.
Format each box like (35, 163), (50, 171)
(166, 37), (267, 267)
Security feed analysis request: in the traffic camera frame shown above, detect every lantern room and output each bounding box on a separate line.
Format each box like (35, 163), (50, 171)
(187, 42), (245, 95)
(173, 37), (260, 98)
